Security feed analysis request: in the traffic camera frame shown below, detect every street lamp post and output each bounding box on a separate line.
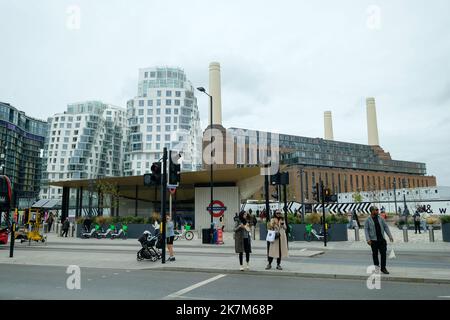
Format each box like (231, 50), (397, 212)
(197, 87), (214, 243)
(298, 168), (305, 221)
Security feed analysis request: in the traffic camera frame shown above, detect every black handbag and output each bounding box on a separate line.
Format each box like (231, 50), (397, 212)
(275, 231), (280, 239)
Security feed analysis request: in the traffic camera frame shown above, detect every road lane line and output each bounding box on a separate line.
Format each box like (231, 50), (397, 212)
(438, 296), (450, 299)
(164, 274), (226, 299)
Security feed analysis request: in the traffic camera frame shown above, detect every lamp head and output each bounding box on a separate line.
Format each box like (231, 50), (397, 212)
(197, 87), (206, 93)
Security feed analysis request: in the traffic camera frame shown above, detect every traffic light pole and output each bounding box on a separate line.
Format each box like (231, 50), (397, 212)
(161, 148), (167, 264)
(320, 181), (327, 247)
(264, 171), (270, 224)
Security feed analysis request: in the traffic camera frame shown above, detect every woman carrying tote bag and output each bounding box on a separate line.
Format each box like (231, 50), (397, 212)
(265, 210), (289, 270)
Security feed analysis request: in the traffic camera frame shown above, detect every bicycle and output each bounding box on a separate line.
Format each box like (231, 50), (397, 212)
(174, 227), (194, 241)
(303, 223), (331, 242)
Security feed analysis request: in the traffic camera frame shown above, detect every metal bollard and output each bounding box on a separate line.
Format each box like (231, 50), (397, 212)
(428, 225), (435, 242)
(402, 225), (408, 242)
(354, 226), (360, 241)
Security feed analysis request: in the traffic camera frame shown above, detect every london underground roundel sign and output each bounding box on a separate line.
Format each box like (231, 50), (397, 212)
(207, 200), (227, 218)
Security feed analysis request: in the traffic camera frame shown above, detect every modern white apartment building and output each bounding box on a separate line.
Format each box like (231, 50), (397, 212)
(124, 67), (202, 175)
(40, 101), (127, 199)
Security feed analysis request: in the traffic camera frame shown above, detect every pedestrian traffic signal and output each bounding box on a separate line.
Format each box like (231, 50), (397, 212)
(168, 152), (181, 185)
(144, 162), (161, 186)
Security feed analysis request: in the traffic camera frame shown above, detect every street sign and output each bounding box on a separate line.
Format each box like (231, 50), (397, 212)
(207, 200), (227, 218)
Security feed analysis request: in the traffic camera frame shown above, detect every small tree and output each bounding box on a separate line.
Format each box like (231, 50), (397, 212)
(95, 179), (121, 216)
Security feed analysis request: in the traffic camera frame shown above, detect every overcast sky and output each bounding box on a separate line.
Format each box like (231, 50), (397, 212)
(1, 0), (449, 185)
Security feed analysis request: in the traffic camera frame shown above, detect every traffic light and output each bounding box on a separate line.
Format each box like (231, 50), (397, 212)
(312, 183), (319, 202)
(144, 162), (161, 186)
(323, 187), (337, 202)
(280, 172), (290, 185)
(168, 152), (181, 185)
(270, 171), (281, 185)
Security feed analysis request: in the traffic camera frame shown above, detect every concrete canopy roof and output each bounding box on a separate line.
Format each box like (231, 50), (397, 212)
(49, 167), (263, 202)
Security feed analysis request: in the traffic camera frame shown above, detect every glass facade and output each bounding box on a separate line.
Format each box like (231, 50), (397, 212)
(0, 102), (48, 208)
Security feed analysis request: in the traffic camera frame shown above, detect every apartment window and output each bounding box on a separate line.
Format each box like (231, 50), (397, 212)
(165, 125), (170, 131)
(146, 135), (152, 141)
(157, 100), (161, 106)
(67, 123), (72, 128)
(173, 125), (177, 130)
(147, 117), (153, 123)
(138, 109), (144, 116)
(60, 166), (65, 171)
(165, 134), (170, 141)
(156, 117), (161, 124)
(156, 135), (160, 141)
(175, 100), (180, 106)
(166, 90), (172, 97)
(139, 100), (144, 107)
(147, 100), (153, 106)
(156, 143), (160, 149)
(156, 125), (161, 132)
(75, 123), (80, 128)
(157, 90), (161, 97)
(165, 117), (171, 123)
(156, 109), (161, 115)
(144, 71), (148, 78)
(174, 118), (178, 123)
(175, 91), (181, 97)
(165, 108), (171, 114)
(150, 71), (155, 78)
(166, 99), (171, 106)
(146, 125), (152, 131)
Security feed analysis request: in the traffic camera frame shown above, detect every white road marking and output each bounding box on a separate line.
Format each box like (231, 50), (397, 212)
(87, 279), (92, 281)
(438, 296), (450, 299)
(101, 275), (106, 278)
(113, 273), (119, 275)
(164, 274), (226, 299)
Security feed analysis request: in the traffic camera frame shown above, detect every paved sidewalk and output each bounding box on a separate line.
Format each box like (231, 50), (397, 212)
(1, 229), (449, 285)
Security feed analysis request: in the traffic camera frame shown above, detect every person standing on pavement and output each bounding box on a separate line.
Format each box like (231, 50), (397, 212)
(413, 211), (422, 234)
(364, 206), (394, 274)
(46, 213), (54, 233)
(61, 217), (70, 237)
(266, 210), (288, 270)
(166, 214), (175, 261)
(234, 211), (252, 271)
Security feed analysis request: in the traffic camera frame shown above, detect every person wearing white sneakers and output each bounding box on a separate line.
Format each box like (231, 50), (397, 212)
(234, 211), (252, 271)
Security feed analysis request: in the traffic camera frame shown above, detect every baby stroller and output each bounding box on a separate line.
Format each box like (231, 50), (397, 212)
(137, 230), (162, 262)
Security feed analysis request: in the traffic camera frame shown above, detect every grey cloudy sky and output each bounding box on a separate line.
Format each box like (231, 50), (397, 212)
(1, 0), (449, 185)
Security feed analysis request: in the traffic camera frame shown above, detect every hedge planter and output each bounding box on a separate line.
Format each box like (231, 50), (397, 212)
(442, 223), (450, 242)
(259, 223), (348, 241)
(77, 224), (155, 239)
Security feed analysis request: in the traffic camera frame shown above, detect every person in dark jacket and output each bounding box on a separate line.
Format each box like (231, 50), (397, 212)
(61, 218), (70, 237)
(413, 211), (421, 234)
(234, 211), (252, 271)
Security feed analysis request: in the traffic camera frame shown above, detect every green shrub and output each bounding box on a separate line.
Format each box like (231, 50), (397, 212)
(440, 215), (450, 224)
(304, 213), (321, 224)
(287, 213), (302, 224)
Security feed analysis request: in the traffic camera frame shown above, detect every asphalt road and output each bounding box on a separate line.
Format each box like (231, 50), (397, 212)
(8, 244), (450, 270)
(0, 264), (449, 300)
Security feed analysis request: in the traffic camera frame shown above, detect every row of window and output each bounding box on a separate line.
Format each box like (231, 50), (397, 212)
(137, 99), (182, 107)
(136, 108), (179, 115)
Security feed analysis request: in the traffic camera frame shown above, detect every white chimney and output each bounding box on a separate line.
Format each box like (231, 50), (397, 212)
(324, 111), (334, 140)
(209, 62), (222, 126)
(366, 97), (380, 146)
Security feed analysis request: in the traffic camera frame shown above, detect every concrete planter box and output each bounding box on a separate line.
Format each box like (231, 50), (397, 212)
(259, 223), (348, 241)
(442, 223), (450, 242)
(77, 224), (154, 238)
